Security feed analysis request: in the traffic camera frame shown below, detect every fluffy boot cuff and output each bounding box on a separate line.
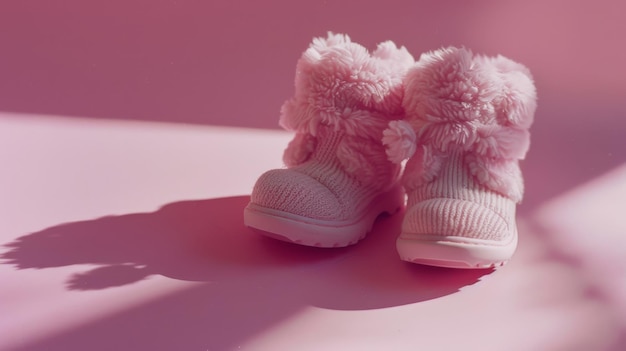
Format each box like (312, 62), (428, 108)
(384, 47), (537, 202)
(280, 32), (414, 142)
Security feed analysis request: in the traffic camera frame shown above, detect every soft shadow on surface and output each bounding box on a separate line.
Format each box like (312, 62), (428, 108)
(1, 196), (489, 304)
(1, 196), (491, 350)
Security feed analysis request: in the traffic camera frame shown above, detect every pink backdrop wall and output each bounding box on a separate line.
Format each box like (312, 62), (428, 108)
(1, 0), (625, 209)
(1, 1), (624, 125)
(0, 0), (626, 210)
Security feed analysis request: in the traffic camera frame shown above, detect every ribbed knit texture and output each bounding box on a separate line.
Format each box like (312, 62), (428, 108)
(383, 47), (535, 246)
(402, 150), (516, 241)
(249, 33), (414, 226)
(251, 126), (400, 221)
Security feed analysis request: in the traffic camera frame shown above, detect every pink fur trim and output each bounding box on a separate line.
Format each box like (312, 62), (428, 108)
(403, 47), (536, 201)
(279, 32), (414, 140)
(466, 154), (524, 201)
(382, 120), (417, 164)
(480, 55), (537, 129)
(283, 132), (317, 167)
(402, 145), (443, 189)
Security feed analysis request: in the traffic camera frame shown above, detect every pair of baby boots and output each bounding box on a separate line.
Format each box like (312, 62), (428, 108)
(243, 33), (536, 269)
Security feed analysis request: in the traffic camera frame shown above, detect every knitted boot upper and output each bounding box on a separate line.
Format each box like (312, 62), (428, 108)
(250, 33), (415, 221)
(384, 47), (537, 240)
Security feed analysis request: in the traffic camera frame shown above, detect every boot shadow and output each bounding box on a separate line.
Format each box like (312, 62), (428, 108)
(2, 195), (492, 310)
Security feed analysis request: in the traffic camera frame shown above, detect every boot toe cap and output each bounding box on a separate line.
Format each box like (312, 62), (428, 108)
(250, 169), (344, 221)
(402, 198), (514, 242)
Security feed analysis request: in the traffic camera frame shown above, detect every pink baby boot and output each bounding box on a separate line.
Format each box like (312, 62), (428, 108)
(244, 33), (414, 247)
(383, 47), (537, 268)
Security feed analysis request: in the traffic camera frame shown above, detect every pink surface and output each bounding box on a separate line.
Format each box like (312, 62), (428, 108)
(1, 1), (626, 350)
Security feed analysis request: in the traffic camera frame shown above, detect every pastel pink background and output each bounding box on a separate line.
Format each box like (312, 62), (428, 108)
(1, 1), (625, 350)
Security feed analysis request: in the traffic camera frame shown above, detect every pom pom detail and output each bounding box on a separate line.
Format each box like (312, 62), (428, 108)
(382, 120), (417, 163)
